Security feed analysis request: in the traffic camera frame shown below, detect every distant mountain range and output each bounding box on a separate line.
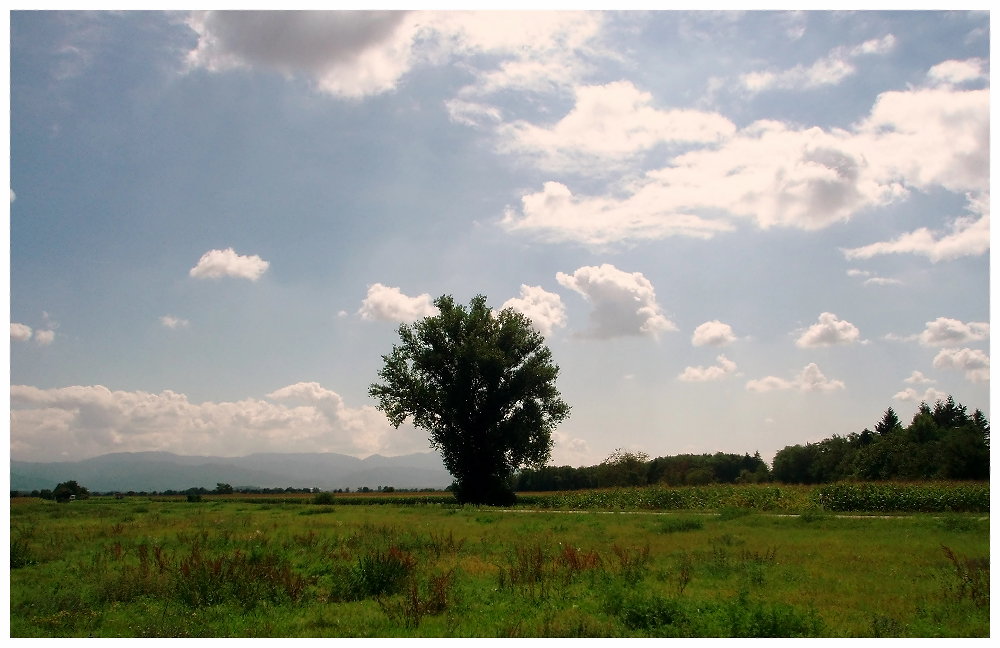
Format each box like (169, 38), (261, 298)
(10, 451), (453, 493)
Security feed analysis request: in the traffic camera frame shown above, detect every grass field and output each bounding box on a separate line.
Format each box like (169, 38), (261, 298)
(9, 484), (989, 638)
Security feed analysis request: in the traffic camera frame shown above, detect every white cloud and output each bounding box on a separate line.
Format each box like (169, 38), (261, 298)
(678, 354), (737, 382)
(740, 35), (895, 94)
(501, 285), (566, 337)
(440, 11), (603, 96)
(186, 10), (603, 102)
(10, 322), (32, 342)
(894, 387), (948, 403)
(555, 264), (676, 339)
(444, 99), (502, 127)
(34, 330), (55, 346)
(932, 347), (990, 382)
(160, 315), (190, 329)
(746, 362), (845, 393)
(189, 247), (270, 281)
(846, 269), (902, 286)
(503, 62), (986, 250)
(358, 283), (438, 324)
(918, 317), (989, 347)
(856, 85), (989, 196)
(904, 370), (935, 385)
(186, 11), (418, 99)
(9, 382), (420, 461)
(843, 194), (989, 262)
(927, 58), (987, 86)
(497, 81), (735, 173)
(691, 320), (737, 347)
(550, 429), (592, 465)
(795, 312), (861, 348)
(502, 180), (735, 247)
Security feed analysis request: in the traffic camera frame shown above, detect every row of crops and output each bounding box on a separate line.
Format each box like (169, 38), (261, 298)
(262, 482), (989, 514)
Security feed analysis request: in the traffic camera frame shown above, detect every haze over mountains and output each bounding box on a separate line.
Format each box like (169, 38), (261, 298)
(10, 451), (452, 493)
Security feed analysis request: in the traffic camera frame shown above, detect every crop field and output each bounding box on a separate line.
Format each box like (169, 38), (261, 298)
(9, 483), (989, 638)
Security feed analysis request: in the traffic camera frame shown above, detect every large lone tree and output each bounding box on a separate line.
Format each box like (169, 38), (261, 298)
(370, 294), (570, 505)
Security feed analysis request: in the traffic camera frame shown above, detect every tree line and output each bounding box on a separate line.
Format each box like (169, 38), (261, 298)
(771, 396), (989, 484)
(515, 449), (771, 491)
(515, 396), (987, 490)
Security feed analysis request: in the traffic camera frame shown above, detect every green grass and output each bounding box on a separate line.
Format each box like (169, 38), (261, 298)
(8, 486), (989, 637)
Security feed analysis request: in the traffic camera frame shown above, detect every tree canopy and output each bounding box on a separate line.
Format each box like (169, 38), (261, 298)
(370, 294), (570, 505)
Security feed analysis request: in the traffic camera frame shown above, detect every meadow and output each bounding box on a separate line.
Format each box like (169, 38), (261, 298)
(9, 483), (989, 638)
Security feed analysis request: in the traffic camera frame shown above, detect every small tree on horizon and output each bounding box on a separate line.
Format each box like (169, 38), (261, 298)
(370, 294), (570, 506)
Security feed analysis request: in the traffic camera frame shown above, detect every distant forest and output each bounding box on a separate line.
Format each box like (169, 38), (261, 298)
(515, 396), (989, 490)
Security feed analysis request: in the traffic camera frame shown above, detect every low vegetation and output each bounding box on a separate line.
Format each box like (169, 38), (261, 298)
(9, 483), (988, 637)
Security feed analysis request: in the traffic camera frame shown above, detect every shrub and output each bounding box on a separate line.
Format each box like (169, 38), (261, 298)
(174, 545), (307, 608)
(11, 538), (36, 569)
(346, 547), (416, 599)
(940, 545), (989, 608)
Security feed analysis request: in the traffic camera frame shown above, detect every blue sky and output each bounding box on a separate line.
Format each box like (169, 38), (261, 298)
(8, 10), (991, 466)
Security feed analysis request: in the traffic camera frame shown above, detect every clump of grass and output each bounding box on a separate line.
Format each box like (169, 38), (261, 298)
(426, 529), (465, 558)
(716, 507), (752, 521)
(498, 542), (548, 589)
(340, 546), (416, 600)
(377, 568), (456, 628)
(11, 538), (37, 569)
(611, 543), (651, 584)
(558, 544), (602, 578)
(869, 613), (904, 637)
(654, 516), (705, 533)
(940, 545), (988, 608)
(606, 588), (824, 637)
(174, 545), (307, 608)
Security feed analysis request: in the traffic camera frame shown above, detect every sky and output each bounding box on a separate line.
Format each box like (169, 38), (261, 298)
(7, 9), (992, 467)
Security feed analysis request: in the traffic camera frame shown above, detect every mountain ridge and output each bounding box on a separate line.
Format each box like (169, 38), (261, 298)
(10, 451), (452, 492)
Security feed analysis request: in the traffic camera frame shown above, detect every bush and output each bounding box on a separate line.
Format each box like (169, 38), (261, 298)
(312, 492), (335, 505)
(344, 547), (416, 599)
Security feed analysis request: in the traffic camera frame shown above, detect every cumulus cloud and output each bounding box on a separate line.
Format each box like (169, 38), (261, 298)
(34, 330), (56, 346)
(498, 81), (735, 173)
(550, 429), (592, 465)
(795, 313), (861, 348)
(186, 10), (603, 101)
(358, 283), (438, 323)
(160, 315), (190, 329)
(894, 387), (948, 403)
(502, 180), (735, 247)
(746, 363), (845, 393)
(917, 317), (989, 347)
(186, 11), (417, 99)
(10, 322), (33, 342)
(501, 285), (566, 337)
(904, 370), (935, 385)
(856, 81), (989, 195)
(555, 264), (676, 339)
(9, 382), (422, 461)
(678, 354), (737, 382)
(189, 248), (270, 281)
(932, 347), (990, 382)
(740, 35), (896, 93)
(503, 61), (987, 250)
(927, 58), (988, 86)
(691, 320), (737, 347)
